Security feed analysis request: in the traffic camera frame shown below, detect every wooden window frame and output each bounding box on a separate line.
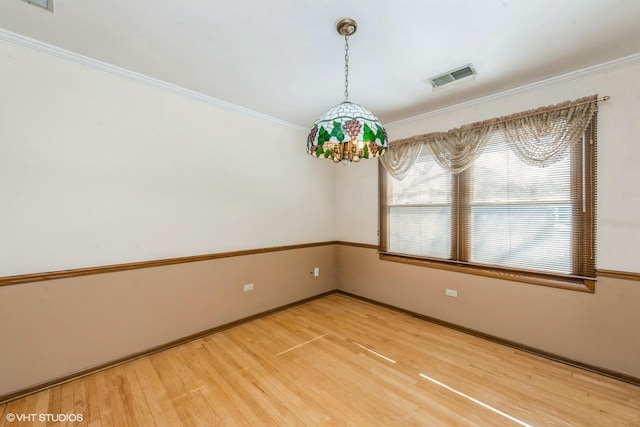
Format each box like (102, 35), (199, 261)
(379, 117), (597, 293)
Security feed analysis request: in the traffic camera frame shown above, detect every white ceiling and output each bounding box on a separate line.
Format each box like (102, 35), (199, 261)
(1, 0), (640, 128)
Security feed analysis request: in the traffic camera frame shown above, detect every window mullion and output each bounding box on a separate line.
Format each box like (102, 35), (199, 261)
(460, 167), (472, 262)
(451, 167), (472, 262)
(571, 126), (585, 276)
(451, 172), (458, 261)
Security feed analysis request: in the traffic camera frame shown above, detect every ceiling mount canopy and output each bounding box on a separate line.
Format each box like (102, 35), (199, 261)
(336, 18), (357, 37)
(307, 18), (388, 165)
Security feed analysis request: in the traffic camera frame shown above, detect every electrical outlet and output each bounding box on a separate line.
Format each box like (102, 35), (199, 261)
(243, 283), (254, 292)
(313, 267), (319, 277)
(445, 288), (458, 297)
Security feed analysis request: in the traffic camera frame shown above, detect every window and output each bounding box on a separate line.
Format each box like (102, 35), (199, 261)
(379, 98), (598, 292)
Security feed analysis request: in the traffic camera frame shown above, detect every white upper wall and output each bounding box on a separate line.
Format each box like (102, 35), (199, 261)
(336, 57), (640, 273)
(0, 39), (336, 277)
(2, 32), (639, 276)
(334, 159), (380, 245)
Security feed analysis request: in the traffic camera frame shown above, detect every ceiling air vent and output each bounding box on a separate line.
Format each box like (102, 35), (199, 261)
(429, 64), (476, 90)
(20, 0), (53, 12)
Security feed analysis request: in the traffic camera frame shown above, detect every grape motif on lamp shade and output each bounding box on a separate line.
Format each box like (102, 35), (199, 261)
(307, 101), (388, 163)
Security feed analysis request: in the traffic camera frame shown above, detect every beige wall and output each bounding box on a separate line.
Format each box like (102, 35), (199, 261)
(0, 245), (337, 397)
(336, 245), (640, 378)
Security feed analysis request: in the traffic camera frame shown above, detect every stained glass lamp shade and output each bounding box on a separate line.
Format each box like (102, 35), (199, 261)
(307, 101), (388, 163)
(307, 18), (388, 163)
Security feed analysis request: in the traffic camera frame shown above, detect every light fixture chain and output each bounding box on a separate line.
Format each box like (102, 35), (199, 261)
(344, 35), (349, 101)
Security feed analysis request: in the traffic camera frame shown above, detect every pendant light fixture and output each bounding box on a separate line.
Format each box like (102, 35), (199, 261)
(307, 18), (388, 164)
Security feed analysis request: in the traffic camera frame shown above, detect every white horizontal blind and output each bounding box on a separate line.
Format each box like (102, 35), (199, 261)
(465, 135), (573, 274)
(388, 151), (452, 259)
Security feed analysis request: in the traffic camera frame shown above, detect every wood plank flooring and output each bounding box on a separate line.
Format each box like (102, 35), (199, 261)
(1, 293), (639, 426)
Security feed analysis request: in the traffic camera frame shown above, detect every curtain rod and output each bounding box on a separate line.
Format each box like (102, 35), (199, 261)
(390, 95), (610, 146)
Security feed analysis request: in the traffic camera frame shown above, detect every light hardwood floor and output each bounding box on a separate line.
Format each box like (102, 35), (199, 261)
(1, 293), (639, 426)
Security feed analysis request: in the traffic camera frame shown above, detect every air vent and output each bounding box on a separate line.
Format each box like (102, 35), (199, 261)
(429, 64), (476, 90)
(20, 0), (53, 12)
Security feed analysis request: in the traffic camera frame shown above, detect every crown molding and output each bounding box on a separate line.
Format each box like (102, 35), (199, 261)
(0, 28), (307, 131)
(3, 27), (638, 133)
(387, 52), (640, 128)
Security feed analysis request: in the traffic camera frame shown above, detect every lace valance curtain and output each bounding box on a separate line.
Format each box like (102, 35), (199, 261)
(380, 95), (599, 180)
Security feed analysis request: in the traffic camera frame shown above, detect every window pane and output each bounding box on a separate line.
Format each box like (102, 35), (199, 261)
(469, 137), (574, 274)
(391, 154), (451, 205)
(473, 143), (570, 203)
(470, 204), (572, 274)
(389, 206), (451, 259)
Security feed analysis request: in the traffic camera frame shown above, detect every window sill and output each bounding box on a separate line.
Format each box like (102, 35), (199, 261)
(379, 252), (595, 293)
